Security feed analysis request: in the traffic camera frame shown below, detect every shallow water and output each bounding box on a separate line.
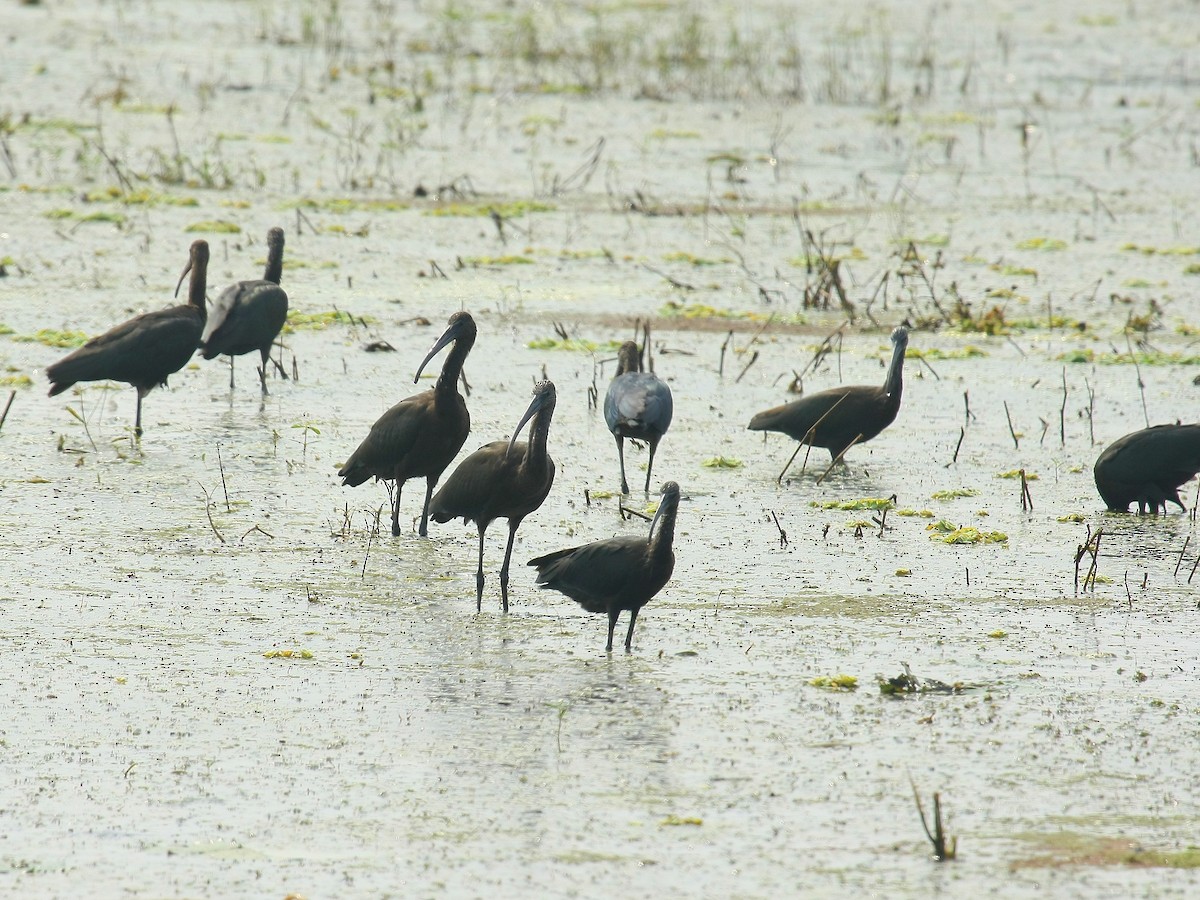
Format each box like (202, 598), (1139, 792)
(3, 0), (1200, 896)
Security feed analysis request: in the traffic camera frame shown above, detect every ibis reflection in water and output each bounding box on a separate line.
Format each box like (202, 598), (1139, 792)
(338, 311), (476, 537)
(199, 226), (289, 395)
(529, 480), (679, 652)
(1093, 423), (1200, 514)
(604, 340), (673, 495)
(431, 380), (557, 612)
(748, 326), (909, 465)
(46, 239), (210, 438)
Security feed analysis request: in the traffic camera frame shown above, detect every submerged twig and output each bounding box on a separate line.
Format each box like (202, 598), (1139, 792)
(945, 426), (965, 468)
(910, 776), (957, 862)
(0, 389), (15, 435)
(1003, 400), (1019, 449)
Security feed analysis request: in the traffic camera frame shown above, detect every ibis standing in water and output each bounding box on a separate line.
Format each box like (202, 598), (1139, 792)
(604, 340), (673, 494)
(200, 226), (289, 394)
(430, 380), (557, 612)
(46, 240), (210, 438)
(338, 311), (476, 537)
(529, 481), (680, 652)
(748, 326), (909, 462)
(1093, 423), (1200, 514)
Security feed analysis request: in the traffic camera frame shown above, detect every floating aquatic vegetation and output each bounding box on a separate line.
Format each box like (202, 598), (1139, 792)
(909, 346), (988, 360)
(263, 649), (314, 659)
(185, 220), (241, 234)
(285, 310), (372, 331)
(988, 630), (1007, 638)
(1016, 237), (1067, 251)
(927, 522), (1008, 544)
(662, 251), (731, 266)
(0, 374), (33, 387)
(809, 674), (859, 691)
(896, 508), (935, 518)
(461, 255), (534, 266)
(877, 666), (965, 695)
(1057, 513), (1086, 523)
(701, 456), (742, 468)
(426, 200), (555, 217)
(526, 337), (620, 352)
(1120, 243), (1200, 256)
(895, 568), (911, 576)
(1057, 349), (1200, 365)
(811, 497), (896, 511)
(660, 815), (703, 827)
(13, 329), (89, 348)
(287, 197), (409, 213)
(997, 470), (1038, 480)
(930, 488), (979, 500)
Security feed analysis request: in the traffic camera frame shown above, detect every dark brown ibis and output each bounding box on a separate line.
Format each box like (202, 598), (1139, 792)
(1094, 423), (1200, 514)
(338, 311), (475, 537)
(528, 481), (680, 652)
(604, 340), (673, 494)
(46, 240), (209, 438)
(200, 226), (289, 394)
(429, 380), (557, 612)
(748, 326), (909, 461)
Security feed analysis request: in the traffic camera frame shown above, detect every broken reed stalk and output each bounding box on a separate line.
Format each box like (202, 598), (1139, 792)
(718, 330), (733, 377)
(361, 505), (382, 579)
(199, 483), (226, 544)
(1084, 376), (1096, 444)
(1074, 526), (1103, 595)
(1019, 468), (1033, 511)
(1124, 330), (1150, 428)
(1189, 552), (1200, 585)
(0, 389), (15, 435)
(735, 349), (759, 383)
(777, 392), (851, 482)
(817, 433), (863, 485)
(217, 444), (231, 512)
(239, 525), (275, 542)
(945, 426), (965, 468)
(1059, 367), (1068, 447)
(1175, 536), (1191, 578)
(962, 390), (974, 423)
(910, 777), (957, 862)
(770, 511), (788, 548)
(1003, 400), (1019, 449)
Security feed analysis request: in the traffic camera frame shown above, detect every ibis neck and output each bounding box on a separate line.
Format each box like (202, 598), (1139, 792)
(883, 341), (905, 401)
(436, 337), (472, 394)
(263, 238), (284, 285)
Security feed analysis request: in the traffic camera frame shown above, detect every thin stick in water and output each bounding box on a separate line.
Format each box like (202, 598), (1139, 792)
(1003, 401), (1019, 449)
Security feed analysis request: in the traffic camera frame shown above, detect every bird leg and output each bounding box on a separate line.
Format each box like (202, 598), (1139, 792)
(475, 523), (487, 612)
(228, 355), (236, 390)
(257, 349), (270, 396)
(498, 519), (522, 615)
(616, 436), (629, 495)
(605, 606), (619, 653)
(418, 477), (435, 537)
(133, 388), (145, 439)
(644, 440), (657, 493)
(624, 607), (640, 652)
(390, 481), (403, 536)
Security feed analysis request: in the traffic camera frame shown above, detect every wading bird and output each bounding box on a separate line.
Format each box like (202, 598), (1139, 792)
(529, 481), (679, 652)
(47, 240), (209, 438)
(338, 311), (476, 537)
(200, 226), (289, 394)
(1094, 423), (1200, 514)
(604, 340), (673, 494)
(748, 326), (909, 463)
(430, 380), (557, 612)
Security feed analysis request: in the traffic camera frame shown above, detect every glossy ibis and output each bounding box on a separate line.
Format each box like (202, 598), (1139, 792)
(430, 380), (557, 612)
(604, 340), (673, 494)
(529, 480), (679, 652)
(1094, 423), (1200, 514)
(200, 226), (289, 394)
(748, 326), (909, 462)
(338, 311), (475, 537)
(46, 239), (209, 438)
